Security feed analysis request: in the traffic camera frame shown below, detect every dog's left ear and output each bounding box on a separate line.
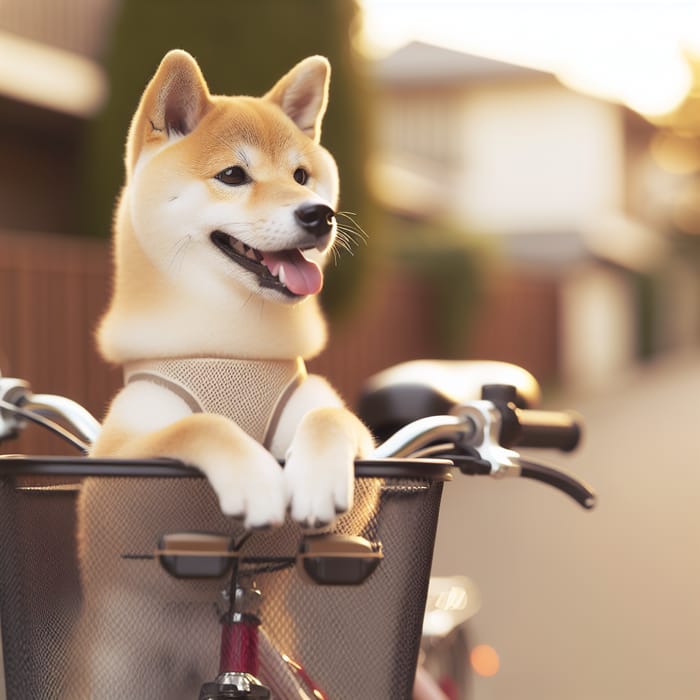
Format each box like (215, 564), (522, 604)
(264, 56), (330, 143)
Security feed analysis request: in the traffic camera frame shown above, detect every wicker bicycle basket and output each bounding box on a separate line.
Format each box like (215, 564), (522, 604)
(0, 457), (450, 699)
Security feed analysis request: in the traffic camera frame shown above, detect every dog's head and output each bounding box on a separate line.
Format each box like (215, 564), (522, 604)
(123, 50), (339, 303)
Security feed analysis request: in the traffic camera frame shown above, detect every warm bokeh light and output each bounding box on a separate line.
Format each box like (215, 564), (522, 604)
(672, 179), (700, 234)
(470, 643), (501, 678)
(650, 131), (700, 175)
(0, 30), (107, 117)
(359, 0), (700, 117)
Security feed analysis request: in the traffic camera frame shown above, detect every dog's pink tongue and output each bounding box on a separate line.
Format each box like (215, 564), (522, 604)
(262, 249), (323, 296)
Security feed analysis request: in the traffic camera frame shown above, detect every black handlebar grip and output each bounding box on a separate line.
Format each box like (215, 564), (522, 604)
(513, 409), (582, 452)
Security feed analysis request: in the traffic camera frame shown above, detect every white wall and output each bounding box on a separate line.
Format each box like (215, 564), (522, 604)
(560, 263), (638, 392)
(455, 84), (625, 234)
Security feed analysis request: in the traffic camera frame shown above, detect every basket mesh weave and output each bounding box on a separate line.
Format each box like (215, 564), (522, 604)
(0, 471), (443, 699)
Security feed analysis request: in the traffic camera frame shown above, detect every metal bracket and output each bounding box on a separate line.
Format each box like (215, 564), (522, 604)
(0, 377), (31, 441)
(452, 401), (521, 479)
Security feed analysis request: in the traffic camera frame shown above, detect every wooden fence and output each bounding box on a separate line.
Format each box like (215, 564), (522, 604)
(0, 230), (558, 455)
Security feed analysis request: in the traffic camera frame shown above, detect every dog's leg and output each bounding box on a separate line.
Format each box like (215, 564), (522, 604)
(92, 381), (287, 527)
(272, 375), (375, 525)
(284, 406), (374, 524)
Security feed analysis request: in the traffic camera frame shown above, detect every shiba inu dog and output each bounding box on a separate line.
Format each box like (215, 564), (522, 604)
(65, 50), (375, 697)
(93, 49), (373, 526)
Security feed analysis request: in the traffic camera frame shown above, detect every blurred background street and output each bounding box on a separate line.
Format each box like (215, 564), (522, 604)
(2, 1), (700, 697)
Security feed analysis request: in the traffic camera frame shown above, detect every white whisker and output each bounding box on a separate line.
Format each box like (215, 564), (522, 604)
(168, 235), (192, 274)
(336, 211), (369, 243)
(329, 211), (369, 265)
(239, 289), (257, 311)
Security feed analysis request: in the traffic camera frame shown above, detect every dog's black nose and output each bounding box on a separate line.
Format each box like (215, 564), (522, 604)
(295, 204), (335, 238)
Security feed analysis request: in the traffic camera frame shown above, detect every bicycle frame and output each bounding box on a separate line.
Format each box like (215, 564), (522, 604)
(198, 555), (329, 699)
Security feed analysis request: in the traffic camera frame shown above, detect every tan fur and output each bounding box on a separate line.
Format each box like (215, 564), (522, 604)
(97, 52), (338, 364)
(67, 50), (375, 697)
(92, 48), (374, 523)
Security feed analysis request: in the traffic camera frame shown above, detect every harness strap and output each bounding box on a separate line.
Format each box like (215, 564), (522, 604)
(124, 357), (307, 448)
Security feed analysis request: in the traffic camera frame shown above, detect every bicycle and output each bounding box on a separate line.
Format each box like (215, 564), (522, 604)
(0, 360), (594, 698)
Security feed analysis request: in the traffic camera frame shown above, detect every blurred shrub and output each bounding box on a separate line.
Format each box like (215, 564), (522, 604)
(387, 216), (494, 357)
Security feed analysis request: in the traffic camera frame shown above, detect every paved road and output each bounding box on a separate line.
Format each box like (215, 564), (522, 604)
(432, 352), (700, 700)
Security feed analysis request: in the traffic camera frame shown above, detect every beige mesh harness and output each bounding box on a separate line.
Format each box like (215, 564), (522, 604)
(123, 357), (307, 448)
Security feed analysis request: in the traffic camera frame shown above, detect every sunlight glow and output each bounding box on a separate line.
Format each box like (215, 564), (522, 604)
(0, 30), (107, 117)
(470, 644), (500, 677)
(359, 0), (700, 117)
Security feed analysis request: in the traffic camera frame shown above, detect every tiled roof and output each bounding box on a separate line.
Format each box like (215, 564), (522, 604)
(374, 40), (552, 87)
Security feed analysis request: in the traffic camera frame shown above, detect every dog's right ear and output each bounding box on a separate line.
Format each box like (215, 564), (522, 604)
(264, 56), (330, 143)
(125, 50), (211, 175)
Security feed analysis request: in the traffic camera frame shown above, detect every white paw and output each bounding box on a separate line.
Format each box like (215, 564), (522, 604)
(284, 437), (355, 526)
(202, 452), (286, 528)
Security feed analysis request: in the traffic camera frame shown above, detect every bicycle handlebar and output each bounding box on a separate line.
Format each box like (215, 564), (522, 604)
(514, 408), (581, 452)
(0, 376), (100, 451)
(0, 366), (595, 509)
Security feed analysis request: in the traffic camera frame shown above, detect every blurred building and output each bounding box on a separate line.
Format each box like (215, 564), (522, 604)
(1, 6), (698, 406)
(0, 1), (119, 447)
(371, 41), (700, 391)
(0, 0), (113, 234)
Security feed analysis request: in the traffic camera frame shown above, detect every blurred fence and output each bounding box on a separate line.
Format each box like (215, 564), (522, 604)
(0, 230), (120, 454)
(0, 230), (558, 455)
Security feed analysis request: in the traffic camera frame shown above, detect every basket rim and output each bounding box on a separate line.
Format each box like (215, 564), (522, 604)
(0, 455), (453, 481)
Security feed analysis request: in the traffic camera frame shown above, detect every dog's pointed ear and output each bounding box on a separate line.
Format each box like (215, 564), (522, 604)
(126, 50), (211, 174)
(264, 56), (330, 143)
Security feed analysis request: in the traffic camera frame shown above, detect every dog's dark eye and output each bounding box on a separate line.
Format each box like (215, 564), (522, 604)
(216, 166), (249, 186)
(293, 168), (308, 186)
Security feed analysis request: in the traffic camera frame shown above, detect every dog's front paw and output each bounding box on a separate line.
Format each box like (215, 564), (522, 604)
(284, 440), (355, 527)
(283, 407), (372, 526)
(204, 451), (287, 529)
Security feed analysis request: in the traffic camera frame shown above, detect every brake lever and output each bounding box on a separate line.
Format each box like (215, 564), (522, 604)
(448, 400), (596, 510)
(447, 453), (596, 510)
(516, 458), (596, 510)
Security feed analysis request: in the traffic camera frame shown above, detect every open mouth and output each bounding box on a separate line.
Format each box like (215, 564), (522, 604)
(210, 231), (323, 298)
